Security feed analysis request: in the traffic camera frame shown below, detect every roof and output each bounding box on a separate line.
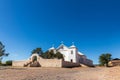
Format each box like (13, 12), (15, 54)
(110, 60), (120, 62)
(57, 44), (69, 50)
(49, 47), (55, 50)
(69, 42), (76, 48)
(78, 51), (84, 55)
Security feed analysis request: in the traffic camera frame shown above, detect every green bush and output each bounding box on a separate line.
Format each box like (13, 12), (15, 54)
(41, 50), (63, 59)
(55, 52), (63, 59)
(99, 53), (112, 67)
(6, 60), (12, 66)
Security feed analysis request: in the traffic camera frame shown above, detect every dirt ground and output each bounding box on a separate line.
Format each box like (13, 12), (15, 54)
(0, 66), (120, 80)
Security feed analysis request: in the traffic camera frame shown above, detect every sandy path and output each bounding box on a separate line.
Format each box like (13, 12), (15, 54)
(0, 66), (119, 80)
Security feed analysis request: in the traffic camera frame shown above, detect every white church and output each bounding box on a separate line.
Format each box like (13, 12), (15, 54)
(12, 42), (93, 67)
(49, 43), (93, 66)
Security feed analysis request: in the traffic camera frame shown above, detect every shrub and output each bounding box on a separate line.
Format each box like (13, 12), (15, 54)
(55, 52), (64, 59)
(6, 60), (12, 66)
(99, 53), (112, 67)
(42, 50), (63, 59)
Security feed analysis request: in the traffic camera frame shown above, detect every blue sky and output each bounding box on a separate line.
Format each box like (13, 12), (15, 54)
(0, 0), (120, 64)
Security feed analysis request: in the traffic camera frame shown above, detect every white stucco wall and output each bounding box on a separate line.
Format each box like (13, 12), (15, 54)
(68, 48), (77, 63)
(58, 49), (69, 61)
(57, 45), (78, 63)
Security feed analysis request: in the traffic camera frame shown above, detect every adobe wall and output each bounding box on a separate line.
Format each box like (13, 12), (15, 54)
(38, 58), (62, 67)
(62, 60), (80, 68)
(38, 57), (80, 68)
(12, 59), (80, 68)
(12, 53), (80, 68)
(108, 60), (120, 67)
(12, 60), (28, 67)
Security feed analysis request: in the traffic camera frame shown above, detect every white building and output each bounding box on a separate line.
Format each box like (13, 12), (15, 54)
(49, 43), (93, 66)
(12, 43), (93, 67)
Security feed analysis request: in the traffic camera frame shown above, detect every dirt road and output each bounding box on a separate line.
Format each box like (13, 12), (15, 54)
(0, 66), (119, 80)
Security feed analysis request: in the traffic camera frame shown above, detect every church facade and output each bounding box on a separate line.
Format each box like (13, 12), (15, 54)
(49, 43), (93, 66)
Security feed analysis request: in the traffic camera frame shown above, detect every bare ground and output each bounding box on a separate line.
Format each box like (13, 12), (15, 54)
(0, 66), (120, 80)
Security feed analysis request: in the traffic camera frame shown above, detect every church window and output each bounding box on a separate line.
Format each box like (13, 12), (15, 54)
(71, 50), (73, 54)
(60, 46), (63, 49)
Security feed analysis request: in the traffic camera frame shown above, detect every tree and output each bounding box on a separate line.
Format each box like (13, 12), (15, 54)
(99, 53), (112, 67)
(0, 42), (9, 62)
(47, 50), (55, 59)
(41, 50), (63, 59)
(31, 48), (43, 55)
(6, 60), (12, 66)
(42, 50), (55, 59)
(40, 51), (48, 58)
(55, 52), (63, 59)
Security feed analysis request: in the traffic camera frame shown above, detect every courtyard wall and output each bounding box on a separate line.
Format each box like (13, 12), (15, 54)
(12, 58), (80, 68)
(12, 60), (28, 67)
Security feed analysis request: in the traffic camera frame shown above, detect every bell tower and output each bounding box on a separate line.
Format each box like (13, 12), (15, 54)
(69, 42), (78, 63)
